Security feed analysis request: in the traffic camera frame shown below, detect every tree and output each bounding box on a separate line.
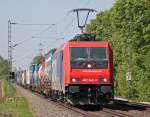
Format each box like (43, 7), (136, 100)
(86, 0), (150, 101)
(0, 56), (8, 80)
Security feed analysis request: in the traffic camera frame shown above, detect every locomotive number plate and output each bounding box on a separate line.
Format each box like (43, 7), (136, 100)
(81, 78), (99, 83)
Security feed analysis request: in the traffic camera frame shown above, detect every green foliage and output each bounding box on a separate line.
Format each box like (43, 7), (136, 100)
(32, 55), (44, 64)
(0, 79), (34, 117)
(86, 0), (150, 101)
(3, 79), (16, 98)
(0, 56), (34, 116)
(0, 56), (8, 80)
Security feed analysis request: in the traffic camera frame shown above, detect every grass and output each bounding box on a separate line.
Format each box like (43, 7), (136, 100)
(0, 79), (35, 117)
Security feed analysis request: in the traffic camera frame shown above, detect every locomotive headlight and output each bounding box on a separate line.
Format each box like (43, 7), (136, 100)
(103, 78), (108, 82)
(87, 64), (92, 68)
(100, 78), (108, 83)
(71, 78), (80, 83)
(72, 78), (76, 82)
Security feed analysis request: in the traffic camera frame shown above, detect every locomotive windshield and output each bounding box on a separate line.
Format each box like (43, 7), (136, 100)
(70, 47), (108, 69)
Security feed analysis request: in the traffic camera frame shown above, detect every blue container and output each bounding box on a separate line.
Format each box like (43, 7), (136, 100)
(31, 65), (35, 87)
(34, 64), (40, 87)
(31, 64), (40, 88)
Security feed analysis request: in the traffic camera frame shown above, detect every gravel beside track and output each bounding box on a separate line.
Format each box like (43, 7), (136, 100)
(16, 85), (84, 117)
(16, 85), (150, 117)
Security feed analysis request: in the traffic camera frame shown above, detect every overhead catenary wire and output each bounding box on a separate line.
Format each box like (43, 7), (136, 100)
(13, 36), (62, 62)
(13, 0), (95, 70)
(14, 23), (53, 26)
(43, 37), (64, 52)
(33, 24), (56, 36)
(60, 0), (95, 37)
(13, 0), (93, 39)
(15, 49), (36, 63)
(31, 13), (71, 38)
(13, 36), (37, 58)
(14, 45), (40, 69)
(12, 37), (37, 48)
(60, 15), (76, 37)
(11, 22), (54, 48)
(24, 0), (93, 43)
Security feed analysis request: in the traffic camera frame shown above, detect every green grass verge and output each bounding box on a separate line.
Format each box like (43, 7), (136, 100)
(3, 79), (16, 97)
(0, 80), (35, 117)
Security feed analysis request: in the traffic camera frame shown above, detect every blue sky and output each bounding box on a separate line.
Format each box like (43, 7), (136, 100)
(0, 0), (115, 69)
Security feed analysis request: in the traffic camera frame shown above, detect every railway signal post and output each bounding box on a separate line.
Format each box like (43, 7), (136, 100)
(8, 20), (17, 81)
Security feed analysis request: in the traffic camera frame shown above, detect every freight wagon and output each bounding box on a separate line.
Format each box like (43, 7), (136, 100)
(38, 49), (56, 97)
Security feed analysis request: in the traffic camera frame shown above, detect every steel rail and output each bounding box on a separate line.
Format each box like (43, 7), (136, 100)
(114, 99), (150, 113)
(101, 107), (133, 117)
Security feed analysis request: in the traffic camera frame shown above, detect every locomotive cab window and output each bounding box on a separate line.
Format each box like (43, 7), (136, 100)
(70, 47), (108, 69)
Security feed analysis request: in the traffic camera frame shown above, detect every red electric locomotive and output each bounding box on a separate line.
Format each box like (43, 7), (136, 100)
(51, 34), (114, 105)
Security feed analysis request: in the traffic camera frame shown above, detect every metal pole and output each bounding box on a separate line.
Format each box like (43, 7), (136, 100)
(8, 20), (11, 81)
(8, 20), (14, 81)
(8, 20), (9, 80)
(10, 21), (12, 81)
(39, 41), (42, 56)
(7, 20), (52, 81)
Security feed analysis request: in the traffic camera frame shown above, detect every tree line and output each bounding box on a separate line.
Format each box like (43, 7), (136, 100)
(86, 0), (150, 101)
(0, 56), (8, 80)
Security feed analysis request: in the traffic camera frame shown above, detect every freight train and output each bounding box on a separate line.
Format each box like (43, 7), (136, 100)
(16, 34), (114, 105)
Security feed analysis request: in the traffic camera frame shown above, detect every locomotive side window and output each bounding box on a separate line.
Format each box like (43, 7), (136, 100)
(70, 47), (108, 69)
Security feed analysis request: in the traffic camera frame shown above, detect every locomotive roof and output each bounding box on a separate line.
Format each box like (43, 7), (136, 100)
(70, 33), (96, 41)
(64, 41), (109, 47)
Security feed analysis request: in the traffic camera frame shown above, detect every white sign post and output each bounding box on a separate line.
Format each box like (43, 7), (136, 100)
(126, 71), (132, 81)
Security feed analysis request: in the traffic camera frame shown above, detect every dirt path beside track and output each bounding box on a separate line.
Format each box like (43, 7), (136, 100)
(16, 85), (84, 117)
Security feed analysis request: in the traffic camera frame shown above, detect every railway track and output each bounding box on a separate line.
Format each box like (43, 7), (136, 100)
(78, 105), (134, 117)
(17, 85), (150, 117)
(114, 99), (150, 113)
(48, 98), (140, 117)
(47, 99), (134, 117)
(56, 102), (98, 117)
(101, 107), (133, 117)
